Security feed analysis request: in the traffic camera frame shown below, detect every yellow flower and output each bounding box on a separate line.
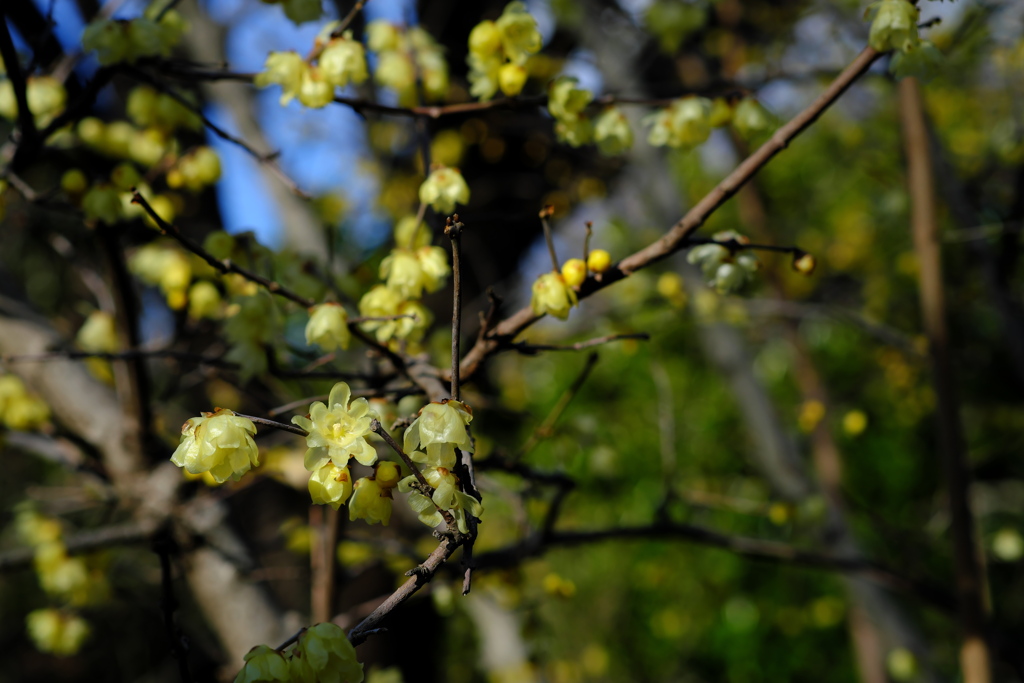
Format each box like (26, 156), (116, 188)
(531, 272), (577, 320)
(379, 246), (450, 299)
(403, 399), (473, 468)
(646, 97), (712, 149)
(467, 52), (503, 101)
(305, 303), (351, 352)
(548, 76), (592, 123)
(587, 248), (611, 273)
(188, 281), (222, 320)
(349, 476), (392, 525)
(398, 467), (483, 533)
(308, 463), (353, 510)
(496, 1), (542, 65)
(298, 66), (335, 108)
(170, 408), (259, 483)
(419, 166), (470, 215)
(366, 20), (400, 52)
(26, 609), (90, 656)
(289, 623), (363, 682)
(498, 63), (528, 97)
(318, 34), (368, 88)
(732, 98), (773, 140)
(394, 215), (431, 249)
(594, 107), (633, 156)
(561, 258), (587, 288)
(254, 51), (307, 106)
(374, 50), (417, 94)
(291, 382), (377, 470)
(868, 0), (919, 53)
(468, 20), (502, 57)
(76, 311), (118, 353)
(235, 645), (290, 683)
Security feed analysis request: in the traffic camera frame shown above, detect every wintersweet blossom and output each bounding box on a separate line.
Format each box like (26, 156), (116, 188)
(348, 462), (400, 525)
(419, 166), (470, 214)
(171, 409), (259, 483)
(496, 2), (542, 65)
(403, 400), (473, 468)
(305, 303), (351, 352)
(254, 51), (307, 105)
(379, 246), (450, 299)
(594, 107), (634, 156)
(26, 609), (91, 656)
(587, 249), (612, 273)
(289, 623), (363, 683)
(868, 0), (919, 53)
(317, 34), (368, 88)
(234, 645), (290, 683)
(398, 467), (483, 534)
(645, 97), (712, 149)
(308, 463), (353, 510)
(291, 382), (377, 470)
(531, 272), (577, 320)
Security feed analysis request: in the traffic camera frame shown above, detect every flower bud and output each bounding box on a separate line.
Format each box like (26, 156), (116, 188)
(792, 251), (817, 275)
(76, 311), (118, 353)
(188, 281), (222, 320)
(498, 63), (528, 97)
(587, 248), (612, 273)
(561, 258), (587, 287)
(349, 476), (392, 525)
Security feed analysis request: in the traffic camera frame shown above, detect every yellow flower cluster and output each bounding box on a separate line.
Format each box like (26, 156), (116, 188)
(357, 210), (455, 351)
(171, 408), (260, 483)
(129, 241), (224, 317)
(16, 508), (108, 656)
(467, 2), (542, 100)
(234, 622), (363, 683)
(0, 373), (50, 431)
(397, 400), (482, 533)
(367, 21), (449, 105)
(290, 382), (399, 524)
(255, 26), (368, 109)
(81, 8), (187, 66)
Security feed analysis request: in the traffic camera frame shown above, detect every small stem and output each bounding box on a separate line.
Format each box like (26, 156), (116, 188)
(370, 419), (429, 488)
(409, 202), (428, 248)
(583, 221), (593, 264)
(445, 216), (464, 401)
(539, 205), (560, 272)
(234, 413), (308, 436)
(518, 352), (599, 459)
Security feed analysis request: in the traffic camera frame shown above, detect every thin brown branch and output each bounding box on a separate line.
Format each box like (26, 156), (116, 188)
(900, 76), (991, 682)
(130, 191), (316, 308)
(347, 536), (460, 645)
(234, 413), (308, 436)
(445, 216), (464, 401)
(456, 46), (883, 382)
(0, 16), (37, 145)
(369, 419), (429, 488)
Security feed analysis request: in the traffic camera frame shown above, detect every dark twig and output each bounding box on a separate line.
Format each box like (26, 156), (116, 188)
(0, 15), (37, 145)
(539, 205), (560, 272)
(153, 532), (192, 683)
(0, 522), (154, 572)
(234, 413), (308, 436)
(445, 216), (464, 401)
(131, 191), (316, 308)
(370, 419), (429, 488)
